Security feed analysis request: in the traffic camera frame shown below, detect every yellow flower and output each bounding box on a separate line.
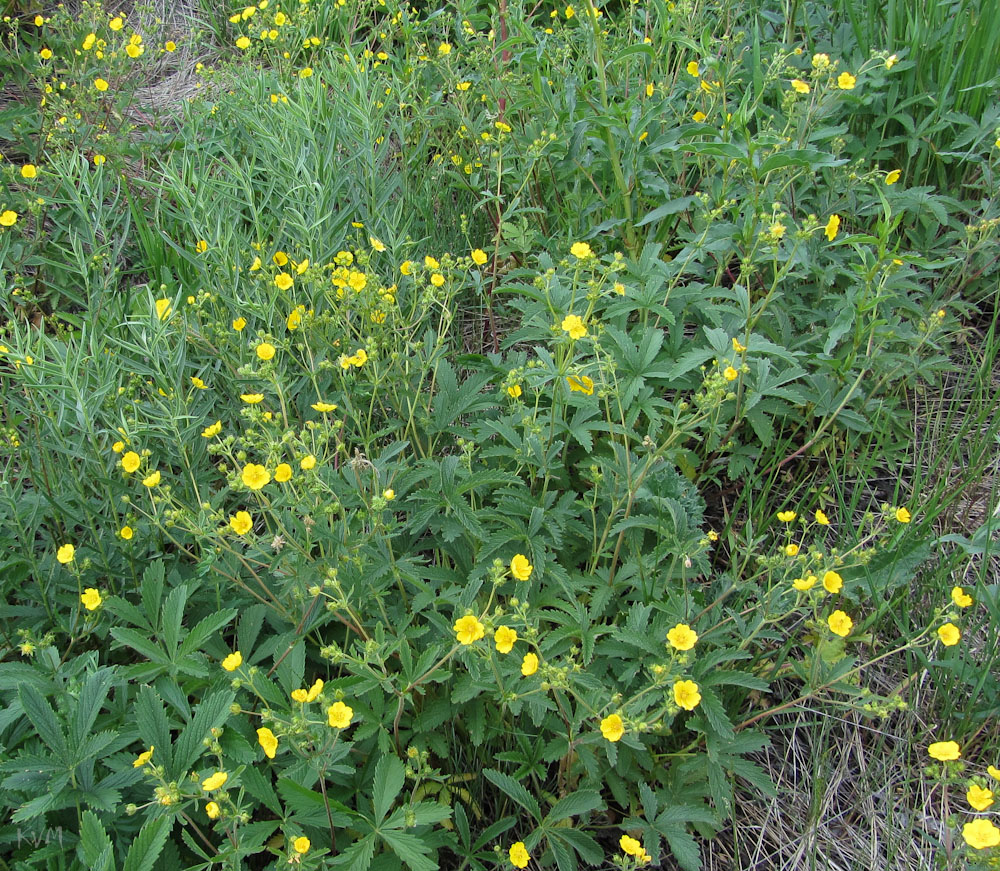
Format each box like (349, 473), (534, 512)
(241, 393), (264, 404)
(155, 298), (172, 320)
(885, 54), (898, 69)
(256, 342), (276, 361)
(686, 60), (700, 77)
(257, 727), (278, 759)
(454, 615), (485, 645)
(0, 210), (18, 227)
(564, 4), (575, 17)
(202, 421), (222, 438)
(613, 282), (625, 295)
(133, 746), (154, 768)
(274, 463), (292, 482)
(723, 366), (738, 381)
(327, 701), (353, 729)
(230, 511), (253, 536)
(293, 837), (311, 854)
(507, 384), (522, 398)
(93, 155), (106, 166)
(94, 78), (109, 91)
(196, 241), (208, 257)
(561, 314), (587, 339)
(205, 801), (220, 819)
(620, 835), (647, 857)
(242, 464), (270, 490)
(286, 307), (303, 331)
(837, 72), (856, 89)
(81, 588), (102, 610)
(968, 784), (994, 811)
(39, 46), (53, 59)
(570, 241), (593, 260)
(400, 260), (413, 276)
(300, 455), (316, 470)
(822, 571), (843, 593)
(201, 771), (228, 791)
(233, 317), (247, 331)
(312, 401), (337, 412)
(494, 626), (518, 654)
(122, 451), (141, 473)
(667, 623), (698, 651)
(827, 610), (853, 637)
(521, 652), (539, 676)
(566, 374), (594, 395)
(471, 248), (488, 265)
(57, 543), (76, 564)
(777, 510), (796, 522)
(438, 41), (452, 55)
(142, 470), (161, 488)
(21, 164), (37, 179)
(298, 67), (313, 78)
(885, 169), (901, 185)
(120, 526), (134, 540)
(509, 842), (530, 869)
(430, 272), (445, 287)
(109, 16), (124, 30)
(785, 543), (800, 557)
(352, 348), (368, 365)
(165, 41), (176, 51)
(928, 740), (961, 761)
(693, 111), (707, 122)
(894, 506), (911, 523)
(600, 713), (625, 742)
(793, 575), (817, 591)
(510, 554), (533, 581)
(673, 679), (701, 710)
(236, 35), (251, 49)
(770, 222), (786, 240)
(306, 678), (324, 701)
(790, 79), (810, 94)
(221, 651), (243, 672)
(963, 819), (1000, 850)
(937, 622), (960, 646)
(190, 376), (207, 389)
(383, 489), (396, 501)
(815, 509), (830, 525)
(951, 586), (973, 608)
(34, 15), (44, 25)
(989, 766), (1000, 780)
(824, 215), (840, 242)
(275, 273), (293, 290)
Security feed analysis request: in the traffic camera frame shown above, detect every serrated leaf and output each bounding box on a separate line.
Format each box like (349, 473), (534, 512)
(80, 810), (116, 871)
(122, 815), (171, 871)
(71, 667), (116, 747)
(171, 690), (234, 776)
(661, 825), (702, 871)
(545, 789), (604, 824)
(372, 754), (405, 823)
(18, 683), (68, 761)
(176, 609), (238, 659)
(380, 829), (437, 871)
(482, 769), (541, 821)
(160, 585), (189, 658)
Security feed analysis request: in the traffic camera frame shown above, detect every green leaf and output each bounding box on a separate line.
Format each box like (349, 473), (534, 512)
(122, 815), (171, 871)
(545, 789), (605, 824)
(171, 689), (235, 776)
(482, 769), (541, 821)
(372, 754), (405, 823)
(18, 683), (68, 761)
(109, 627), (168, 666)
(71, 667), (116, 747)
(80, 810), (116, 871)
(176, 609), (238, 659)
(160, 584), (189, 658)
(380, 829), (437, 871)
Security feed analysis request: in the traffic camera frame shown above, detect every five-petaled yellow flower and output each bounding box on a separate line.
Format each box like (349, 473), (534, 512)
(968, 784), (994, 811)
(667, 623), (698, 651)
(885, 169), (901, 185)
(154, 298), (172, 320)
(827, 610), (853, 636)
(723, 366), (738, 381)
(673, 679), (701, 710)
(256, 342), (275, 361)
(293, 836), (311, 854)
(837, 72), (856, 89)
(510, 554), (533, 581)
(566, 374), (594, 395)
(777, 510), (796, 522)
(963, 819), (1000, 850)
(327, 701), (353, 728)
(122, 451), (141, 473)
(561, 314), (587, 339)
(509, 842), (530, 868)
(257, 727), (278, 759)
(242, 463), (270, 490)
(471, 248), (488, 265)
(570, 241), (593, 260)
(454, 615), (485, 645)
(521, 652), (539, 676)
(312, 401), (337, 412)
(928, 740), (960, 761)
(202, 771), (228, 791)
(0, 210), (18, 227)
(937, 622), (960, 646)
(791, 79), (810, 94)
(81, 588), (102, 610)
(57, 543), (76, 564)
(507, 384), (522, 398)
(686, 60), (699, 77)
(951, 586), (973, 608)
(822, 571), (843, 594)
(815, 509), (830, 525)
(230, 511), (253, 536)
(600, 713), (625, 742)
(824, 215), (840, 241)
(274, 463), (292, 482)
(894, 506), (911, 523)
(142, 470), (161, 488)
(133, 746), (154, 768)
(494, 626), (518, 654)
(202, 421), (222, 438)
(793, 575), (817, 591)
(205, 801), (220, 819)
(221, 651), (243, 672)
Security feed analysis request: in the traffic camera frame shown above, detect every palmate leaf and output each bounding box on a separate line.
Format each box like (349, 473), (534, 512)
(372, 754), (406, 823)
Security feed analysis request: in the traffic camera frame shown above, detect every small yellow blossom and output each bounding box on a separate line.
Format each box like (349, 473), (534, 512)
(205, 801), (220, 819)
(57, 543), (76, 564)
(257, 727), (278, 759)
(951, 586), (973, 608)
(230, 511), (253, 536)
(221, 651), (242, 672)
(964, 819), (1000, 850)
(570, 241), (593, 260)
(327, 701), (353, 728)
(791, 79), (810, 94)
(667, 623), (698, 651)
(120, 526), (133, 540)
(293, 837), (311, 854)
(509, 842), (530, 869)
(894, 506), (911, 523)
(673, 679), (701, 710)
(201, 771), (228, 791)
(561, 314), (587, 339)
(81, 588), (102, 610)
(968, 784), (994, 811)
(824, 214), (840, 241)
(233, 317), (247, 331)
(521, 652), (538, 676)
(454, 615), (485, 645)
(600, 713), (625, 741)
(566, 374), (594, 395)
(256, 342), (276, 361)
(793, 575), (817, 591)
(242, 464), (270, 490)
(777, 510), (796, 522)
(21, 164), (37, 179)
(686, 60), (699, 77)
(471, 248), (488, 265)
(510, 554), (533, 581)
(142, 470), (161, 488)
(885, 169), (901, 185)
(937, 622), (960, 646)
(122, 451), (141, 473)
(827, 610), (853, 637)
(202, 421), (222, 438)
(274, 463), (292, 482)
(815, 509), (830, 525)
(837, 72), (856, 89)
(300, 455), (316, 470)
(133, 746), (154, 768)
(928, 740), (960, 761)
(494, 626), (518, 654)
(822, 571), (842, 593)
